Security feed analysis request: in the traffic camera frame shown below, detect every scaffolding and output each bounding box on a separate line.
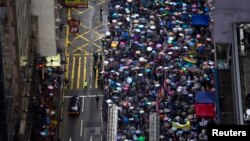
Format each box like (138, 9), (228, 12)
(107, 104), (118, 141)
(149, 112), (160, 141)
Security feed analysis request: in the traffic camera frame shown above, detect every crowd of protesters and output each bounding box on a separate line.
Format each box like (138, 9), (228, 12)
(31, 58), (64, 141)
(103, 0), (215, 140)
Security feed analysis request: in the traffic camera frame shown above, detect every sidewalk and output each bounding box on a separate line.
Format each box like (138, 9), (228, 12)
(30, 58), (64, 141)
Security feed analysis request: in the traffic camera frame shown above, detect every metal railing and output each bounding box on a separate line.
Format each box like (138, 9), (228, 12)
(232, 24), (244, 124)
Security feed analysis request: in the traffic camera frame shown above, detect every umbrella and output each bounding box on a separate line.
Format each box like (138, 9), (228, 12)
(133, 19), (139, 24)
(116, 83), (121, 87)
(117, 22), (123, 25)
(147, 47), (152, 51)
(139, 110), (144, 114)
(168, 52), (173, 55)
(115, 5), (120, 9)
(47, 67), (53, 72)
(123, 86), (129, 91)
(106, 99), (112, 103)
(111, 41), (118, 48)
(135, 130), (141, 134)
(138, 73), (143, 76)
(138, 136), (145, 141)
(112, 19), (117, 23)
(105, 31), (111, 36)
(138, 24), (144, 28)
(48, 85), (54, 90)
(183, 56), (197, 64)
(156, 44), (162, 48)
(209, 61), (215, 65)
(117, 87), (122, 91)
(150, 25), (156, 30)
(139, 57), (145, 62)
(126, 77), (133, 84)
(155, 84), (160, 87)
(169, 36), (174, 41)
(135, 50), (141, 54)
(103, 61), (109, 65)
(135, 28), (141, 32)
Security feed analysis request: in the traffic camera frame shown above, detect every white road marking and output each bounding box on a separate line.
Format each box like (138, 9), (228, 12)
(69, 137), (72, 141)
(90, 136), (93, 141)
(80, 119), (83, 137)
(100, 108), (103, 141)
(82, 98), (84, 112)
(64, 95), (103, 98)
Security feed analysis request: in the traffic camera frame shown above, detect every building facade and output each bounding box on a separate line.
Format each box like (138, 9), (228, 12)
(212, 0), (250, 124)
(0, 0), (34, 140)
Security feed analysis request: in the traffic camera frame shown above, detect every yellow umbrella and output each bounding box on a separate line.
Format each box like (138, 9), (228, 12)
(111, 41), (118, 48)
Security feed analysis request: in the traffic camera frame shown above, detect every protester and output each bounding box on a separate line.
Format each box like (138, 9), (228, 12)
(103, 0), (215, 140)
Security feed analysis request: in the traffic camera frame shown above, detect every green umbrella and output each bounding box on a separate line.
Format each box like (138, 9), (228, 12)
(138, 136), (145, 141)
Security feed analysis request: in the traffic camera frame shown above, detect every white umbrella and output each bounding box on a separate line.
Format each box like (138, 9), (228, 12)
(139, 57), (145, 62)
(135, 28), (141, 32)
(134, 66), (140, 70)
(105, 31), (111, 36)
(133, 19), (139, 24)
(129, 106), (134, 110)
(179, 33), (184, 37)
(116, 83), (121, 86)
(117, 87), (122, 91)
(139, 110), (144, 114)
(126, 17), (130, 22)
(150, 25), (156, 30)
(106, 99), (112, 103)
(174, 46), (180, 50)
(178, 27), (183, 31)
(134, 13), (139, 18)
(138, 73), (143, 76)
(103, 61), (109, 65)
(150, 20), (155, 25)
(138, 24), (144, 28)
(115, 5), (120, 9)
(169, 36), (174, 41)
(126, 77), (132, 84)
(147, 47), (153, 51)
(209, 61), (214, 65)
(168, 52), (173, 55)
(117, 22), (123, 25)
(155, 84), (160, 87)
(135, 50), (141, 54)
(149, 15), (155, 19)
(112, 19), (117, 23)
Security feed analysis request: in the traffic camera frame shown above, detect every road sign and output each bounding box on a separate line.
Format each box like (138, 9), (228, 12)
(68, 17), (80, 34)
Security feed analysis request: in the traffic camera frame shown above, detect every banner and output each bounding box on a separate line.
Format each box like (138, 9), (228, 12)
(65, 0), (88, 8)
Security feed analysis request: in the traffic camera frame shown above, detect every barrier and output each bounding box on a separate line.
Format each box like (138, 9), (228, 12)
(149, 112), (160, 141)
(107, 104), (118, 141)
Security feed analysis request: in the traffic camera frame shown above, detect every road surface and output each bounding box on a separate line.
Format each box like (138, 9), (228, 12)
(60, 0), (108, 141)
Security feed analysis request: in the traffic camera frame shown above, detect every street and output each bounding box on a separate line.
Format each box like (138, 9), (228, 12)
(60, 0), (108, 141)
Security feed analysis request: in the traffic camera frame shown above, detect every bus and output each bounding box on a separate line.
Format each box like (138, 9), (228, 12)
(65, 0), (88, 8)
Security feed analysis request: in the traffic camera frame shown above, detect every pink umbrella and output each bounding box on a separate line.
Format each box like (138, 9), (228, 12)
(163, 116), (169, 121)
(156, 44), (162, 49)
(123, 86), (129, 91)
(48, 85), (54, 90)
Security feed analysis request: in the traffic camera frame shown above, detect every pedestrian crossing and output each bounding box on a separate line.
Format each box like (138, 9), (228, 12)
(65, 55), (99, 89)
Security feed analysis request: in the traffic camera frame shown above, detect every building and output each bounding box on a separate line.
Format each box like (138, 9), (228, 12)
(0, 0), (34, 140)
(212, 0), (250, 124)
